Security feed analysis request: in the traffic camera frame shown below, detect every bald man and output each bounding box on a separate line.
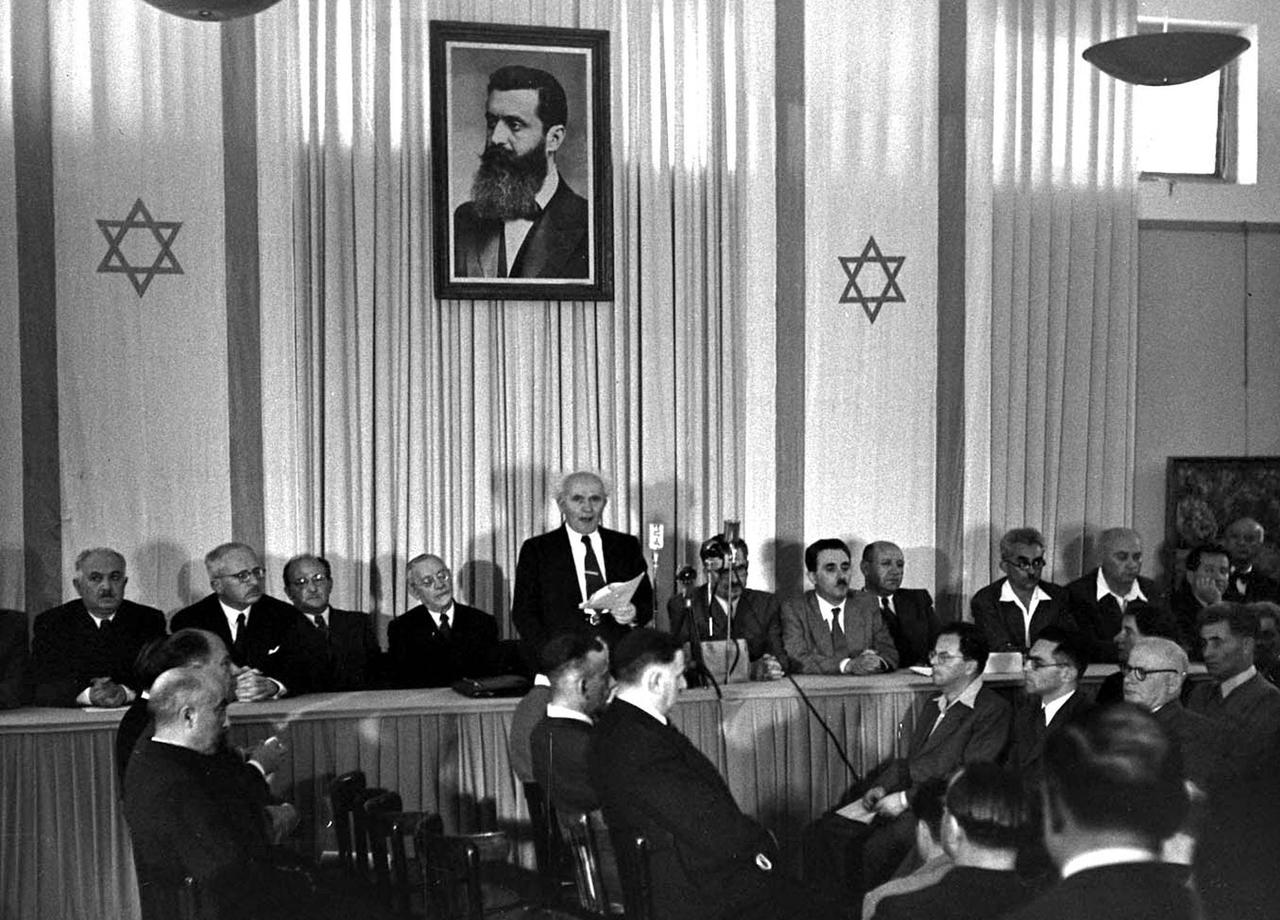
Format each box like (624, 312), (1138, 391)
(1222, 517), (1279, 603)
(511, 471), (653, 667)
(388, 553), (499, 687)
(860, 540), (939, 667)
(1065, 528), (1160, 663)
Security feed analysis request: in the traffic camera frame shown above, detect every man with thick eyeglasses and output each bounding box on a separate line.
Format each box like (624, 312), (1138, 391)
(388, 553), (498, 688)
(171, 542), (302, 701)
(667, 533), (787, 681)
(283, 554), (382, 692)
(970, 527), (1074, 654)
(803, 623), (1010, 905)
(1012, 627), (1093, 781)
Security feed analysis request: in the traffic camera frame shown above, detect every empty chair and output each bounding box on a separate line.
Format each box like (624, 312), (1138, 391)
(328, 769), (390, 881)
(363, 789), (442, 915)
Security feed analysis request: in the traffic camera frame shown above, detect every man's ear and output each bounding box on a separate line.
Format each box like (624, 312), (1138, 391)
(805, 569), (816, 588)
(545, 124), (566, 154)
(643, 665), (664, 696)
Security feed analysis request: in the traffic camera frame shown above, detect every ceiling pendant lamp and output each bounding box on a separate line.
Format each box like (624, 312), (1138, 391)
(1083, 30), (1250, 86)
(139, 0), (285, 21)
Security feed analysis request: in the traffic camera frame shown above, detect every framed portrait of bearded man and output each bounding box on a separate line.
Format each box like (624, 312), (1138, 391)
(430, 21), (613, 301)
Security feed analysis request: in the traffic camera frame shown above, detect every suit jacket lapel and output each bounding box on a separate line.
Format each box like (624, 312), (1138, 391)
(805, 593), (833, 656)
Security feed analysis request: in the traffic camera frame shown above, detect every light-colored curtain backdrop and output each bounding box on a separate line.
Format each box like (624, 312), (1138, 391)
(255, 0), (777, 634)
(0, 0), (23, 609)
(964, 0), (1137, 588)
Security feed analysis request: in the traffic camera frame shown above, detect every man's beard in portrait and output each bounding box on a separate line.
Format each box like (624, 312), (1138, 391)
(470, 140), (548, 221)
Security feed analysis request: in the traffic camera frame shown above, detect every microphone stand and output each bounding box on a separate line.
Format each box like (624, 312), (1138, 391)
(686, 568), (721, 699)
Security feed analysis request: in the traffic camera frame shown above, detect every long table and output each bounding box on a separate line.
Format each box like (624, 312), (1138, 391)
(0, 668), (1128, 920)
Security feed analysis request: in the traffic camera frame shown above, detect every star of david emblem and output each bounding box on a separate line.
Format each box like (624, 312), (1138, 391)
(96, 198), (183, 297)
(838, 236), (905, 324)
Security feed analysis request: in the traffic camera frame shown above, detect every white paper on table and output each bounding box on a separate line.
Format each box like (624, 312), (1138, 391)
(835, 799), (877, 824)
(579, 573), (643, 611)
(909, 665), (932, 677)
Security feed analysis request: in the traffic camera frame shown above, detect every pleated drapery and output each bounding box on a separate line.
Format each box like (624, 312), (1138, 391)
(963, 0), (1138, 586)
(254, 0), (778, 634)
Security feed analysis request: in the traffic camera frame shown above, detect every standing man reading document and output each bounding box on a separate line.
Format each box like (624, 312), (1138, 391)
(512, 471), (653, 666)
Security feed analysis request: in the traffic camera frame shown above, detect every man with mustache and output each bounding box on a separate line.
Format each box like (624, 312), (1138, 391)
(452, 64), (589, 279)
(31, 547), (164, 707)
(782, 538), (897, 675)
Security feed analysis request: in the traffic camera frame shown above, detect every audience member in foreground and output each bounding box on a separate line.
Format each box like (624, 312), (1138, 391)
(124, 668), (318, 920)
(667, 533), (787, 680)
(804, 623), (1010, 904)
(530, 631), (610, 816)
(1001, 704), (1196, 920)
(860, 778), (951, 920)
(1011, 628), (1092, 781)
(873, 763), (1035, 920)
(1064, 527), (1157, 662)
(589, 629), (841, 920)
(171, 542), (302, 700)
(32, 547), (164, 707)
(284, 554), (382, 691)
(859, 540), (940, 667)
(970, 528), (1073, 654)
(511, 471), (653, 668)
(783, 538), (897, 675)
(388, 553), (497, 687)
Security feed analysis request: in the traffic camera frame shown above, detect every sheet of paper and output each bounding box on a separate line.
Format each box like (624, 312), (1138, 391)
(909, 665), (932, 677)
(835, 798), (877, 824)
(579, 573), (643, 611)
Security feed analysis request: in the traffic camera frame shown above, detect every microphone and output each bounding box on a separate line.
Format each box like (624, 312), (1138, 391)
(648, 522), (665, 608)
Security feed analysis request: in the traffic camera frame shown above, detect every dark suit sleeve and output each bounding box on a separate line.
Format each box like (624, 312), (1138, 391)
(0, 612), (30, 709)
(970, 585), (1014, 651)
(511, 538), (548, 666)
(963, 691), (1013, 764)
(755, 592), (787, 665)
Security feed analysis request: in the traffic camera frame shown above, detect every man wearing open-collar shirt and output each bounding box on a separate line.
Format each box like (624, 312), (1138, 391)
(970, 527), (1074, 653)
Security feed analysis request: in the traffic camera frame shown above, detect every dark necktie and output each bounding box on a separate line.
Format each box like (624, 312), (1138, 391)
(312, 614), (328, 639)
(233, 612), (247, 661)
(582, 536), (606, 599)
(880, 595), (905, 655)
(438, 612), (451, 640)
(830, 606), (845, 651)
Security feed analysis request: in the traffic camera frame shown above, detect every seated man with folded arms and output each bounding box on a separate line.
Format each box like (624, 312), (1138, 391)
(804, 624), (1011, 904)
(32, 547), (165, 707)
(860, 777), (951, 920)
(970, 528), (1073, 654)
(388, 553), (499, 688)
(783, 538), (897, 675)
(530, 631), (611, 816)
(124, 667), (322, 920)
(171, 542), (303, 701)
(283, 554), (382, 691)
(668, 533), (786, 681)
(873, 763), (1036, 920)
(860, 540), (940, 667)
(1065, 527), (1159, 663)
(0, 609), (30, 709)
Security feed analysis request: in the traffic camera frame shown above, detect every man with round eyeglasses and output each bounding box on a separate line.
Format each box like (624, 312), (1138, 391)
(1012, 627), (1093, 780)
(283, 554), (382, 692)
(388, 553), (499, 688)
(171, 542), (302, 701)
(970, 527), (1074, 654)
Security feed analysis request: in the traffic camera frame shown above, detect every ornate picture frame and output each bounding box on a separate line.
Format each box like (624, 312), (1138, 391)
(1165, 455), (1280, 577)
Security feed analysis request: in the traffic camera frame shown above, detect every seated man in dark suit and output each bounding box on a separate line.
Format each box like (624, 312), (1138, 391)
(667, 533), (786, 681)
(282, 554), (382, 691)
(804, 624), (1011, 903)
(1065, 527), (1159, 663)
(1222, 517), (1280, 603)
(32, 547), (164, 707)
(388, 553), (498, 688)
(1165, 543), (1230, 658)
(124, 667), (319, 920)
(873, 763), (1036, 920)
(782, 538), (897, 675)
(588, 629), (837, 920)
(1001, 705), (1196, 920)
(511, 471), (653, 668)
(860, 540), (940, 667)
(1095, 603), (1182, 705)
(530, 631), (610, 816)
(970, 527), (1073, 654)
(1012, 627), (1093, 782)
(171, 542), (303, 701)
(0, 609), (30, 709)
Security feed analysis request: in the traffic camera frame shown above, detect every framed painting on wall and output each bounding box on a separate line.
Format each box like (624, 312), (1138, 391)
(1165, 455), (1280, 578)
(430, 20), (613, 301)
